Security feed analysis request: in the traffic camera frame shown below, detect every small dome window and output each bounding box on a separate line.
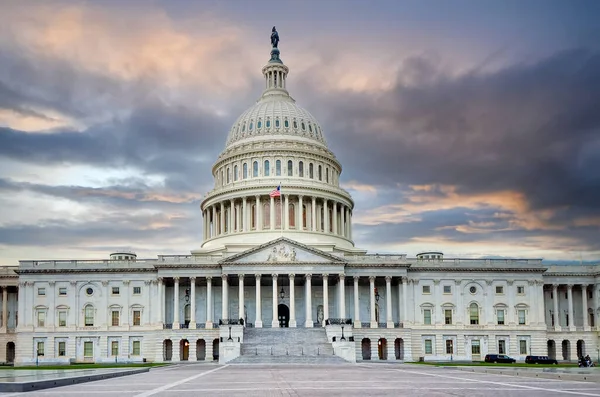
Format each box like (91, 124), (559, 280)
(293, 120), (298, 129)
(275, 119), (280, 128)
(242, 123), (246, 132)
(284, 119), (289, 128)
(309, 124), (313, 133)
(266, 119), (271, 128)
(249, 122), (253, 131)
(257, 120), (262, 129)
(301, 122), (306, 131)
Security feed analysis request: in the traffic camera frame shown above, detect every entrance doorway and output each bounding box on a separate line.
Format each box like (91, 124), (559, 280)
(6, 342), (15, 363)
(561, 340), (570, 361)
(180, 339), (189, 361)
(278, 304), (289, 328)
(576, 340), (585, 357)
(196, 339), (206, 361)
(163, 339), (172, 361)
(212, 339), (219, 361)
(378, 338), (388, 360)
(394, 338), (404, 360)
(547, 340), (556, 359)
(361, 338), (371, 360)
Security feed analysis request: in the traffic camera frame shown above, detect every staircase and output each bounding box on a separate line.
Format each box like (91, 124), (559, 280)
(230, 327), (348, 364)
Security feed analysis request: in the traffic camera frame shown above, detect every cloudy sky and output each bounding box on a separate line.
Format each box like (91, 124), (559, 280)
(1, 0), (599, 264)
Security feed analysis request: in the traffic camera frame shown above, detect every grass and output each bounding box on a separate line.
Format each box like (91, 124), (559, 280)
(413, 361), (580, 368)
(0, 363), (168, 370)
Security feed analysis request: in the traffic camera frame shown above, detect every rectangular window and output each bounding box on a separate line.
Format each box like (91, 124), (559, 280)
(422, 285), (431, 294)
(133, 310), (141, 326)
(520, 340), (527, 355)
(58, 341), (66, 356)
(444, 309), (452, 325)
(37, 341), (45, 356)
(471, 340), (481, 355)
(424, 339), (433, 354)
(58, 311), (67, 327)
(445, 339), (454, 354)
(84, 306), (94, 326)
(112, 287), (120, 295)
(497, 310), (505, 325)
(111, 341), (119, 356)
(133, 286), (141, 295)
(58, 287), (67, 296)
(132, 340), (141, 356)
(498, 340), (506, 354)
(518, 309), (526, 325)
(84, 341), (93, 357)
(517, 286), (525, 295)
(423, 309), (431, 325)
(37, 288), (46, 296)
(111, 311), (119, 326)
(37, 311), (45, 327)
(443, 285), (451, 294)
(496, 286), (504, 294)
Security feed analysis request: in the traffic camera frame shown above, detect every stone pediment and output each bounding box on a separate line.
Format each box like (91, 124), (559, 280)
(220, 237), (344, 264)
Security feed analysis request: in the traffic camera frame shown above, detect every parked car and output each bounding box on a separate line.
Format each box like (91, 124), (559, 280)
(484, 354), (516, 363)
(525, 355), (558, 364)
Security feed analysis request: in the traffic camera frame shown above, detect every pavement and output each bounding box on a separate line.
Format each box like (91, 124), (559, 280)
(0, 362), (598, 396)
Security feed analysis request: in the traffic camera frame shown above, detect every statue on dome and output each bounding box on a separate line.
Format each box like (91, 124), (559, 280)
(271, 26), (279, 48)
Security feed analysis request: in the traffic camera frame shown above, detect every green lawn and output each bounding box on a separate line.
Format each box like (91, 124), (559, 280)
(0, 363), (168, 370)
(413, 361), (580, 368)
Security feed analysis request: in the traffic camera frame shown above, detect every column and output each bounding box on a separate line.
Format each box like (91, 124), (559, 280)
(238, 275), (245, 321)
(235, 202), (241, 232)
(339, 275), (346, 318)
(402, 277), (408, 325)
(582, 285), (589, 330)
(221, 275), (228, 320)
(2, 287), (7, 328)
(552, 284), (560, 329)
(270, 196), (275, 230)
(305, 275), (313, 327)
(206, 277), (213, 327)
(311, 197), (317, 231)
(255, 195), (261, 231)
(255, 275), (262, 328)
(385, 276), (393, 328)
(349, 210), (353, 240)
(353, 276), (360, 328)
(289, 274), (296, 327)
(173, 277), (180, 329)
(189, 277), (196, 328)
(340, 204), (346, 237)
(323, 198), (329, 233)
(567, 284), (574, 330)
(322, 274), (329, 326)
(228, 199), (234, 233)
(219, 202), (225, 235)
(298, 195), (303, 229)
(369, 276), (377, 328)
(284, 194), (289, 230)
(537, 281), (545, 326)
(158, 278), (164, 325)
(242, 197), (248, 232)
(271, 274), (279, 327)
(332, 202), (338, 235)
(212, 205), (217, 237)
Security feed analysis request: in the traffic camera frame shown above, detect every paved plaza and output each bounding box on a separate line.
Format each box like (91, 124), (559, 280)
(0, 363), (599, 397)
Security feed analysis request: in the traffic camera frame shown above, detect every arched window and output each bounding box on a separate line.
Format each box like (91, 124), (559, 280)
(284, 119), (289, 128)
(275, 119), (280, 128)
(251, 204), (256, 229)
(184, 304), (191, 325)
(276, 160), (281, 176)
(226, 168), (230, 184)
(299, 161), (304, 177)
(309, 163), (314, 179)
(243, 163), (248, 179)
(84, 305), (94, 327)
(301, 122), (306, 131)
(253, 161), (258, 177)
(318, 165), (322, 181)
(249, 122), (253, 131)
(266, 119), (271, 128)
(326, 167), (329, 183)
(470, 303), (479, 325)
(289, 204), (295, 228)
(329, 208), (333, 232)
(224, 209), (229, 233)
(275, 201), (282, 229)
(293, 120), (298, 129)
(302, 205), (307, 228)
(287, 160), (293, 176)
(234, 165), (238, 181)
(264, 160), (270, 176)
(258, 120), (262, 129)
(263, 203), (270, 228)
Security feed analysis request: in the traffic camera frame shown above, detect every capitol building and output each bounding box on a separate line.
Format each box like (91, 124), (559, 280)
(1, 32), (598, 365)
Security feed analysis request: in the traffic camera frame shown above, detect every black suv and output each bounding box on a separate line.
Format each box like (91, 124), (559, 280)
(525, 355), (558, 364)
(484, 354), (516, 363)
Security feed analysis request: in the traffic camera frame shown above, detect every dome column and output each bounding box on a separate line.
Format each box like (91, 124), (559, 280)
(242, 197), (248, 232)
(298, 195), (303, 230)
(332, 201), (338, 235)
(229, 199), (235, 234)
(212, 205), (217, 237)
(323, 198), (329, 233)
(220, 202), (225, 235)
(284, 194), (289, 230)
(340, 204), (346, 237)
(311, 197), (317, 232)
(270, 196), (275, 230)
(236, 201), (241, 232)
(255, 195), (262, 231)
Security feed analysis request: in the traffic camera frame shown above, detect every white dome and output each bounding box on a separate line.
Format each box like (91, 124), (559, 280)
(225, 95), (327, 148)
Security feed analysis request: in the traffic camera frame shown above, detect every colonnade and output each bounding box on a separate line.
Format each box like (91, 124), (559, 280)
(549, 284), (594, 331)
(202, 195), (352, 240)
(161, 275), (406, 329)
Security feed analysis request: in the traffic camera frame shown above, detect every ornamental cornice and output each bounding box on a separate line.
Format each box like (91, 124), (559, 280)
(215, 146), (342, 171)
(544, 272), (600, 277)
(153, 264), (221, 269)
(407, 267), (547, 273)
(16, 268), (157, 274)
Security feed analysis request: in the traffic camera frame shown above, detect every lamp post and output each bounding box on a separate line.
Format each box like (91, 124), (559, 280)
(375, 287), (380, 303)
(228, 326), (233, 341)
(279, 286), (285, 300)
(340, 325), (346, 341)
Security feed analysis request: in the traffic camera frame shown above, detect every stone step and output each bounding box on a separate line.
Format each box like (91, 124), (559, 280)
(241, 343), (334, 356)
(230, 354), (348, 364)
(243, 328), (329, 344)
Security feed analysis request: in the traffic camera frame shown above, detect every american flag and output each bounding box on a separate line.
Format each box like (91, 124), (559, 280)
(269, 184), (281, 198)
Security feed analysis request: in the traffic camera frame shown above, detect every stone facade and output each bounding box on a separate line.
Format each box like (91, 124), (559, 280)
(4, 38), (600, 365)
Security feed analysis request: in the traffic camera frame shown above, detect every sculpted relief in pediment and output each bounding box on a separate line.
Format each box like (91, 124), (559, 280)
(229, 240), (339, 264)
(266, 244), (297, 263)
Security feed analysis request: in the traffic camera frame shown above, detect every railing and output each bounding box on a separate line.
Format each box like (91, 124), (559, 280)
(164, 324), (173, 329)
(394, 322), (404, 328)
(219, 319), (241, 325)
(196, 323), (206, 329)
(361, 322), (371, 328)
(325, 318), (352, 325)
(313, 321), (322, 327)
(180, 324), (189, 329)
